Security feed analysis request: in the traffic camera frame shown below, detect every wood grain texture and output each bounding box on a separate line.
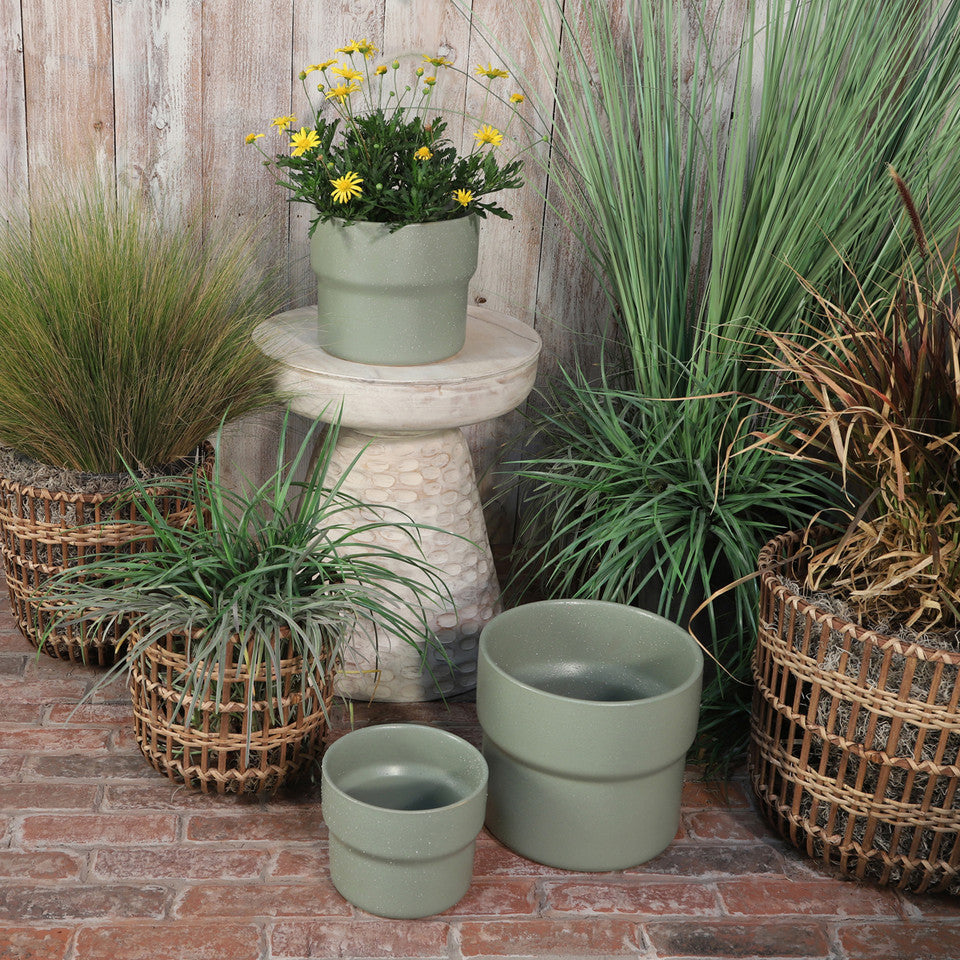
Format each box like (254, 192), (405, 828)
(113, 0), (203, 216)
(21, 0), (115, 181)
(0, 0), (28, 204)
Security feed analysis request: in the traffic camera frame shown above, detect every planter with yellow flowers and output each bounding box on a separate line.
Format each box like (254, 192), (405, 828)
(249, 42), (525, 365)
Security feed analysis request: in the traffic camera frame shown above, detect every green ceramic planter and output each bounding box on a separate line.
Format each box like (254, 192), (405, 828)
(477, 599), (703, 871)
(310, 216), (479, 365)
(321, 723), (488, 918)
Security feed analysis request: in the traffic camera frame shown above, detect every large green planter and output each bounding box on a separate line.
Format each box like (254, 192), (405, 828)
(310, 216), (479, 365)
(321, 723), (488, 918)
(477, 599), (703, 871)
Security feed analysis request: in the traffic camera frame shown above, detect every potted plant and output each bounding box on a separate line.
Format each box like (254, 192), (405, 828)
(41, 413), (450, 795)
(745, 173), (960, 893)
(0, 172), (280, 664)
(247, 41), (525, 365)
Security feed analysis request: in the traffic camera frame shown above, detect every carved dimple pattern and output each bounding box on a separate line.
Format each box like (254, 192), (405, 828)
(328, 427), (501, 701)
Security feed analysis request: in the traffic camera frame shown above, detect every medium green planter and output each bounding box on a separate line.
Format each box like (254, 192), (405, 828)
(310, 216), (479, 365)
(321, 723), (488, 918)
(477, 599), (703, 871)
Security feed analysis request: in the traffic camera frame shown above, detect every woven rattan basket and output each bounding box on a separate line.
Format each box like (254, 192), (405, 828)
(130, 628), (333, 795)
(751, 530), (960, 894)
(0, 444), (214, 665)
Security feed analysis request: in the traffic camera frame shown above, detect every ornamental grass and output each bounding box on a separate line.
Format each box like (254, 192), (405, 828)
(489, 0), (960, 756)
(0, 171), (280, 475)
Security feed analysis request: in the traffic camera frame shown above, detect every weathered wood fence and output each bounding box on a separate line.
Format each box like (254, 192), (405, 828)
(2, 0), (740, 546)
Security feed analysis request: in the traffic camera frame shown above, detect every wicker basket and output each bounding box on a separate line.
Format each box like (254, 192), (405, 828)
(130, 628), (333, 795)
(751, 530), (960, 894)
(0, 444), (214, 665)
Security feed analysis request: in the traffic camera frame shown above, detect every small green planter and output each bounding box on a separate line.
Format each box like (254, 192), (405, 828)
(477, 599), (703, 871)
(321, 723), (488, 918)
(310, 216), (479, 365)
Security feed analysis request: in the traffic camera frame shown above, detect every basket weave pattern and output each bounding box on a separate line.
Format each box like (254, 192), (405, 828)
(751, 530), (960, 894)
(130, 629), (332, 795)
(0, 444), (213, 665)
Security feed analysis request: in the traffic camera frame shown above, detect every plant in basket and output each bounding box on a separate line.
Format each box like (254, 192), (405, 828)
(247, 39), (527, 364)
(0, 171), (280, 664)
(40, 412), (451, 795)
(743, 171), (960, 893)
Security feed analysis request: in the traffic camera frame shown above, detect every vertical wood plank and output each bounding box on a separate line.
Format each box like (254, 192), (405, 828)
(201, 0), (294, 484)
(21, 0), (115, 181)
(0, 0), (28, 205)
(113, 0), (203, 216)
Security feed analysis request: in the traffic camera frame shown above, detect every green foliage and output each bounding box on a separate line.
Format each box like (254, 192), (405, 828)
(41, 411), (450, 729)
(0, 173), (281, 474)
(747, 174), (960, 632)
(250, 46), (524, 230)
(498, 0), (960, 756)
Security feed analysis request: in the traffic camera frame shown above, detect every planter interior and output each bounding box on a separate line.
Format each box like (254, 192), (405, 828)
(321, 723), (487, 918)
(478, 599), (703, 871)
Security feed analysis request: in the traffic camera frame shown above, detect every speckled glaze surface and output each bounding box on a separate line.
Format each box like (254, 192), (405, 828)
(327, 427), (500, 702)
(477, 599), (704, 871)
(321, 724), (488, 919)
(310, 216), (479, 365)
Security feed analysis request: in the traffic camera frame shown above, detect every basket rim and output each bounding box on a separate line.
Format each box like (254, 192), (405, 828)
(758, 528), (960, 667)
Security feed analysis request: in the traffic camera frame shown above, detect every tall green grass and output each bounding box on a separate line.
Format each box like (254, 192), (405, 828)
(0, 173), (281, 473)
(500, 0), (960, 753)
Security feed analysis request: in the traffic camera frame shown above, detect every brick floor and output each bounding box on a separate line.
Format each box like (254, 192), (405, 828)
(0, 598), (957, 959)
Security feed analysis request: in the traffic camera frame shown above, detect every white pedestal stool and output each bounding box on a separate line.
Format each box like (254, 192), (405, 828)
(255, 307), (541, 701)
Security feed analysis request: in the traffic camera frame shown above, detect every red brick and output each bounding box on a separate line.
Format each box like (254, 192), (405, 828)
(626, 842), (786, 877)
(175, 881), (350, 918)
(271, 919), (449, 958)
(94, 847), (270, 880)
(682, 778), (750, 808)
(719, 877), (902, 918)
(685, 809), (774, 842)
(27, 753), (155, 779)
(458, 918), (642, 956)
(76, 923), (262, 960)
(185, 809), (324, 842)
(899, 891), (960, 918)
(0, 851), (84, 879)
(0, 755), (21, 778)
(0, 926), (72, 960)
(20, 813), (178, 846)
(0, 652), (26, 674)
(0, 679), (92, 703)
(839, 920), (960, 959)
(0, 701), (42, 723)
(543, 879), (720, 916)
(102, 781), (238, 810)
(0, 883), (169, 920)
(47, 702), (131, 724)
(0, 727), (112, 752)
(0, 781), (98, 810)
(646, 919), (832, 958)
(269, 847), (329, 877)
(472, 834), (576, 877)
(0, 814), (10, 841)
(441, 878), (538, 917)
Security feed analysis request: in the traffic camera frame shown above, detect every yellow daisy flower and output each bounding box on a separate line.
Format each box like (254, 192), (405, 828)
(355, 38), (377, 58)
(336, 41), (359, 55)
(330, 171), (364, 204)
(474, 63), (509, 80)
(415, 146), (433, 160)
(271, 115), (297, 132)
(375, 64), (388, 76)
(245, 132), (264, 143)
(474, 124), (504, 147)
(453, 188), (474, 207)
(331, 64), (364, 82)
(290, 127), (321, 157)
(313, 59), (338, 71)
(510, 92), (525, 103)
(423, 54), (453, 68)
(325, 81), (361, 102)
(424, 76), (437, 86)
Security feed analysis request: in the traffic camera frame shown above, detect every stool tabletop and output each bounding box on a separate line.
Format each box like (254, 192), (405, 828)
(255, 306), (542, 431)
